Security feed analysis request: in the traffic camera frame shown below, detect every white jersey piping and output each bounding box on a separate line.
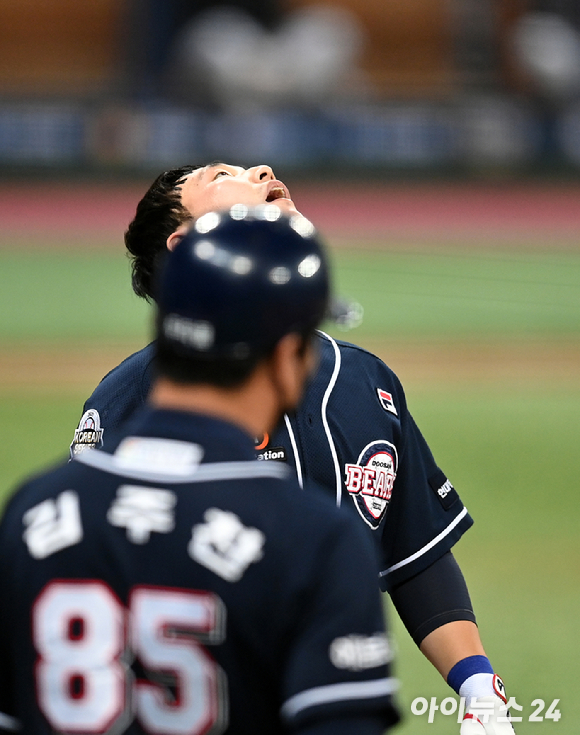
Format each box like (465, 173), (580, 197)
(284, 414), (303, 489)
(281, 676), (398, 720)
(317, 331), (343, 507)
(75, 449), (290, 485)
(380, 506), (469, 578)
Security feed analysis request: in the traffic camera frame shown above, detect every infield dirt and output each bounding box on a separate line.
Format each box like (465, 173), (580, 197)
(1, 339), (577, 395)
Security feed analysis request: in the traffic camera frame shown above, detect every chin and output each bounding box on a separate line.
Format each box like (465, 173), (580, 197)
(272, 198), (300, 216)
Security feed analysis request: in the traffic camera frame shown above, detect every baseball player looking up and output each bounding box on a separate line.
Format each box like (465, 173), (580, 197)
(0, 209), (400, 735)
(71, 163), (517, 734)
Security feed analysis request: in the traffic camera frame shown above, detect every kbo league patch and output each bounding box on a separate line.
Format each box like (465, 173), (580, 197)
(344, 440), (398, 529)
(70, 409), (104, 459)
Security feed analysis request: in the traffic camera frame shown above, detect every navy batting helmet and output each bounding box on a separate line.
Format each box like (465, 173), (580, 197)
(156, 204), (331, 361)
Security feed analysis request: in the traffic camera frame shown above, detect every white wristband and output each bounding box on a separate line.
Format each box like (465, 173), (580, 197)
(459, 673), (496, 702)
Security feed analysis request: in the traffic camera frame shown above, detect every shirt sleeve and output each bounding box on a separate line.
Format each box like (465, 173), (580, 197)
(70, 344), (156, 457)
(377, 377), (473, 589)
(312, 338), (473, 591)
(280, 511), (400, 731)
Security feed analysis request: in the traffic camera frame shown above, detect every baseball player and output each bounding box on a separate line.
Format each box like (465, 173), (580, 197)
(0, 210), (400, 735)
(70, 163), (517, 734)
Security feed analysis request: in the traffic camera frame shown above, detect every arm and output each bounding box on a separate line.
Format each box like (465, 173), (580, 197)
(390, 552), (516, 733)
(420, 620), (485, 679)
(389, 551), (480, 669)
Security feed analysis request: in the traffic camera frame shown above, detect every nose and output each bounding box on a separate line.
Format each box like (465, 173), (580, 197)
(247, 165), (275, 182)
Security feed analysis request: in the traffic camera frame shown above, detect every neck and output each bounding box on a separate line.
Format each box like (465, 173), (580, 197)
(148, 369), (280, 440)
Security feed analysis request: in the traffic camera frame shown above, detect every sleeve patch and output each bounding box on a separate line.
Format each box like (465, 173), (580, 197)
(70, 409), (104, 459)
(428, 469), (459, 510)
(376, 388), (398, 416)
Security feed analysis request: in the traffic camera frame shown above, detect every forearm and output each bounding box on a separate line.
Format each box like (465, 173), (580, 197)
(390, 553), (516, 732)
(420, 620), (486, 679)
(418, 620), (516, 732)
(389, 551), (485, 677)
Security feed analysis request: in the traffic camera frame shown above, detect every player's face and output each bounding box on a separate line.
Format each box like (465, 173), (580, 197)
(179, 163), (301, 219)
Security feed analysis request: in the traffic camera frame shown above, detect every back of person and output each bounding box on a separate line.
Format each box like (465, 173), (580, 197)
(0, 209), (400, 734)
(0, 408), (399, 734)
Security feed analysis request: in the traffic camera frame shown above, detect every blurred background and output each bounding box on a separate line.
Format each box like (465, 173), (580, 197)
(0, 1), (579, 734)
(2, 0), (580, 172)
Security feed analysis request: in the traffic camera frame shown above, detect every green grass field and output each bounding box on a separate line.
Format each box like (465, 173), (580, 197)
(1, 240), (579, 733)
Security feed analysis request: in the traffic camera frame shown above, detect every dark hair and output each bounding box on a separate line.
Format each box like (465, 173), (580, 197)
(154, 338), (262, 388)
(124, 165), (202, 302)
(154, 329), (315, 389)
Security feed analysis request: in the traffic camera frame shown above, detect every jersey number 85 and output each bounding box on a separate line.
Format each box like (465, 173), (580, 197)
(33, 580), (227, 735)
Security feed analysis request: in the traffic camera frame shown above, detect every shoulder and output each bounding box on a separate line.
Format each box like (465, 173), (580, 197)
(76, 343), (156, 441)
(317, 331), (396, 371)
(94, 342), (156, 391)
(0, 459), (81, 537)
(315, 331), (405, 394)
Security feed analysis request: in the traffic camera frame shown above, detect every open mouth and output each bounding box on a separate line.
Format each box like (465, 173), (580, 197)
(266, 182), (289, 202)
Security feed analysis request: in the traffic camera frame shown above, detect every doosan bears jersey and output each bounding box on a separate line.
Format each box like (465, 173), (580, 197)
(71, 331), (473, 590)
(0, 408), (399, 734)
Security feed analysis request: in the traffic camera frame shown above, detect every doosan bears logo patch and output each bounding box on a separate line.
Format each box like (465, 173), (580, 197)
(344, 440), (398, 529)
(70, 409), (104, 459)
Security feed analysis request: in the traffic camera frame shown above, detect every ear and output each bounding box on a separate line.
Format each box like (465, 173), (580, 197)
(268, 333), (316, 412)
(166, 222), (191, 251)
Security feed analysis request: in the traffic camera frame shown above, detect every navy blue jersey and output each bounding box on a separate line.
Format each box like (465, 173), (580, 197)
(0, 408), (399, 735)
(71, 331), (473, 590)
